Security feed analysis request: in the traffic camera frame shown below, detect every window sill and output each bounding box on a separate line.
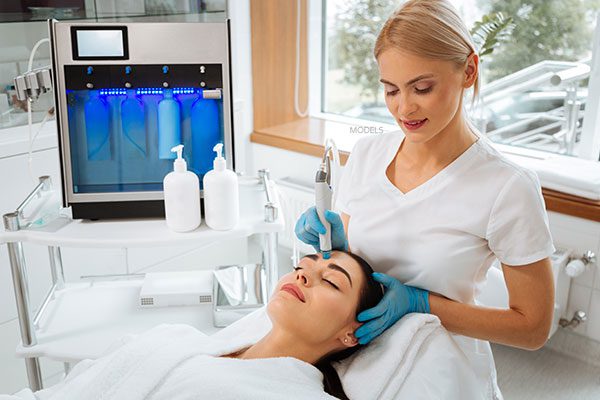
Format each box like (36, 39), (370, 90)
(251, 117), (600, 223)
(251, 117), (354, 164)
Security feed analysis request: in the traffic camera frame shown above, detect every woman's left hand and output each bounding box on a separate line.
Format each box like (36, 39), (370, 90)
(355, 273), (430, 345)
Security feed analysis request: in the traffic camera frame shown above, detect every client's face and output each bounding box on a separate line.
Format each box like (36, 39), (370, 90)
(268, 251), (364, 348)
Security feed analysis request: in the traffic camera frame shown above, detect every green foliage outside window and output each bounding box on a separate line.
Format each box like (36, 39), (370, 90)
(332, 0), (598, 106)
(482, 0), (599, 81)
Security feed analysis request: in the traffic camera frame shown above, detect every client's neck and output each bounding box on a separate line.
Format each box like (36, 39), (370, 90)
(235, 328), (327, 365)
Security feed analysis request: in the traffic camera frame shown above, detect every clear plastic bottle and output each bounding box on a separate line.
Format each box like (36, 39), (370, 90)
(203, 143), (239, 230)
(163, 145), (201, 232)
(84, 90), (111, 160)
(120, 89), (146, 158)
(191, 95), (220, 175)
(158, 89), (181, 160)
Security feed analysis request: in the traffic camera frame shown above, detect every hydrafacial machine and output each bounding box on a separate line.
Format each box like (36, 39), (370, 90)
(48, 20), (234, 219)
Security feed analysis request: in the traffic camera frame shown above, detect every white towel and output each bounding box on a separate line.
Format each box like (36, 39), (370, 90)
(3, 308), (467, 400)
(6, 323), (335, 400)
(211, 307), (445, 399)
(213, 266), (244, 305)
(41, 324), (215, 400)
(335, 312), (441, 400)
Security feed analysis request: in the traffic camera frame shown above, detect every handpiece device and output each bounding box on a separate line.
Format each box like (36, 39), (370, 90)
(315, 148), (333, 258)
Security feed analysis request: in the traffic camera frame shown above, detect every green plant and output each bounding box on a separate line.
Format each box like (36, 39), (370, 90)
(334, 0), (600, 104)
(481, 0), (599, 81)
(333, 2), (515, 107)
(470, 12), (515, 59)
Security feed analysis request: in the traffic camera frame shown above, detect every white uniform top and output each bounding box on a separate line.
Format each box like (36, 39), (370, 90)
(334, 130), (555, 399)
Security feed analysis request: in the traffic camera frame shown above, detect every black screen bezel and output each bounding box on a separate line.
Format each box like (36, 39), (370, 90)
(71, 26), (129, 61)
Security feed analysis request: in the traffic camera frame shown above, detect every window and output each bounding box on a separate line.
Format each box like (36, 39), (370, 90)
(317, 0), (600, 160)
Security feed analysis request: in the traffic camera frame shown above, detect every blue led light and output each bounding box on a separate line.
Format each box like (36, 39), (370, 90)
(95, 87), (204, 96)
(172, 87), (196, 95)
(99, 88), (127, 96)
(97, 87), (202, 96)
(136, 87), (167, 96)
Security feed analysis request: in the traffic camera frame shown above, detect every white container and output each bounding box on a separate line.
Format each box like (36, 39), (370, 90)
(163, 144), (201, 232)
(203, 143), (239, 230)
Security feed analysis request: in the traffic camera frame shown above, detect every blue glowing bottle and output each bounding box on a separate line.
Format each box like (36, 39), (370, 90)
(191, 96), (220, 175)
(84, 90), (111, 161)
(120, 90), (146, 158)
(158, 89), (181, 159)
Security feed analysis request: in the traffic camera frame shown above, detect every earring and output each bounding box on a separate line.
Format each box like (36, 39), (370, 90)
(343, 338), (348, 343)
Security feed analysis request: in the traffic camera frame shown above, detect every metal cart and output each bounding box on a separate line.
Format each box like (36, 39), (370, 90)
(1, 170), (283, 391)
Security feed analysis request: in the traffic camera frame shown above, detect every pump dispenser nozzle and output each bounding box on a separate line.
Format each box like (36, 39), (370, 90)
(212, 143), (226, 171)
(171, 144), (187, 172)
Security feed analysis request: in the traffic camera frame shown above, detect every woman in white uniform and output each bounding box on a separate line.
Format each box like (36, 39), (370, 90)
(295, 1), (555, 398)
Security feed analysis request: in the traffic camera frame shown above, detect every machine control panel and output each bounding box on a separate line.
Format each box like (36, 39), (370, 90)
(63, 64), (223, 90)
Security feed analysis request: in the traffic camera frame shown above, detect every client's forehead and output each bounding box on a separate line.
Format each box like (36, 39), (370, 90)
(303, 251), (351, 264)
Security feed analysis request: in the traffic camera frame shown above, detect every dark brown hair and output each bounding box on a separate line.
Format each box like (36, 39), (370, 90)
(314, 251), (384, 399)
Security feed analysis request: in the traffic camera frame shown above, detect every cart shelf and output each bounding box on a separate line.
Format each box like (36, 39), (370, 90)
(1, 181), (284, 249)
(16, 280), (221, 362)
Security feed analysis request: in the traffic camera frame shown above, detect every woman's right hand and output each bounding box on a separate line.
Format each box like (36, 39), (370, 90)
(294, 207), (348, 253)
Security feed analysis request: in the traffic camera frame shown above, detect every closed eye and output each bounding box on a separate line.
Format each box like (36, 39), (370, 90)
(294, 266), (339, 290)
(324, 279), (339, 290)
(415, 86), (433, 94)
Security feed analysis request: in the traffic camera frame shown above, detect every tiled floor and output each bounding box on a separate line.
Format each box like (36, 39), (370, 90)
(492, 344), (600, 399)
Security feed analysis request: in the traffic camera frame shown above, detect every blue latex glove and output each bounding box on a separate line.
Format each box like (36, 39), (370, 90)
(355, 272), (430, 345)
(294, 207), (348, 258)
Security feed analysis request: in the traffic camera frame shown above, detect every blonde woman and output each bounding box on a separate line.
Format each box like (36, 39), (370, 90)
(295, 0), (555, 398)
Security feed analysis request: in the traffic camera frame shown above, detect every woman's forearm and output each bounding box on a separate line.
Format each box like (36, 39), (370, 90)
(429, 293), (552, 350)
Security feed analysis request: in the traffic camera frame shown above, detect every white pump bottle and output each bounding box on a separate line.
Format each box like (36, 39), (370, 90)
(203, 143), (239, 230)
(163, 144), (201, 232)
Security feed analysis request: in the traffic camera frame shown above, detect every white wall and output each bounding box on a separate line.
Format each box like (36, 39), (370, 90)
(548, 212), (600, 342)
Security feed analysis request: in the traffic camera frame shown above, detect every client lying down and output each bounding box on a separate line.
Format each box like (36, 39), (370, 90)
(6, 251), (384, 400)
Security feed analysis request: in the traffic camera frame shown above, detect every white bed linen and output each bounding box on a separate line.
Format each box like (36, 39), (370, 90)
(3, 324), (335, 400)
(2, 307), (485, 400)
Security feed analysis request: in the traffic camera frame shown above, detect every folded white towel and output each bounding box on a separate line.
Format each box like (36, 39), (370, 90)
(335, 312), (440, 399)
